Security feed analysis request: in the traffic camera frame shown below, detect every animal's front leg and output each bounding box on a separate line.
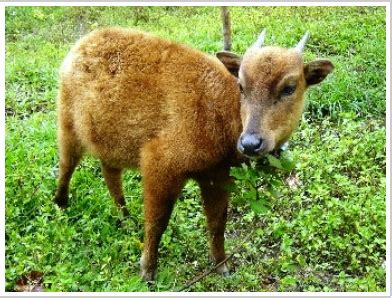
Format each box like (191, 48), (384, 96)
(196, 168), (230, 276)
(140, 141), (185, 281)
(140, 193), (177, 281)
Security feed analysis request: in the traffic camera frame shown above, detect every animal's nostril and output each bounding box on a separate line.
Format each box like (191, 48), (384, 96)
(240, 134), (263, 154)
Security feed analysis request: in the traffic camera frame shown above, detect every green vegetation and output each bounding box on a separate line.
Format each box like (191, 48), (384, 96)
(5, 6), (386, 292)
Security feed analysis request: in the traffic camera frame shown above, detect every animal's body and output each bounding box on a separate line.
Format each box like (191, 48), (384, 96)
(54, 27), (333, 280)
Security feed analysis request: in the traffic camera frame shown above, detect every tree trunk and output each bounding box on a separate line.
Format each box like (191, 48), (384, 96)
(221, 7), (232, 51)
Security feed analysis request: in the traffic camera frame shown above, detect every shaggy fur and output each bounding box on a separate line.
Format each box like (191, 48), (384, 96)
(54, 27), (333, 281)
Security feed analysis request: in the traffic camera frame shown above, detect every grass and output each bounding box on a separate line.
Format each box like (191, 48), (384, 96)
(5, 6), (387, 292)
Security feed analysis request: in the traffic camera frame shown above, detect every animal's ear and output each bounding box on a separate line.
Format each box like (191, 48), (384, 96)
(304, 59), (334, 86)
(216, 51), (242, 77)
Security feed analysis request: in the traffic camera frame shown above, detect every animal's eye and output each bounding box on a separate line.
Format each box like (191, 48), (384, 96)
(238, 83), (244, 94)
(281, 85), (296, 96)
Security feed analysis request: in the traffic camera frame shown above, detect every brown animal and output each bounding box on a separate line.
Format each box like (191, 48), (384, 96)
(54, 27), (333, 281)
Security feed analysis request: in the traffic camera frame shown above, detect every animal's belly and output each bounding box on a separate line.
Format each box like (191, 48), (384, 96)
(75, 110), (159, 169)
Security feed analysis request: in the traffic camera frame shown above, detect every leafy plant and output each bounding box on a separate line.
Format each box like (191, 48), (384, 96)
(230, 151), (297, 215)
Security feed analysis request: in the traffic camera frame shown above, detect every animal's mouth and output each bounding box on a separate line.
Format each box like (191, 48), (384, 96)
(238, 147), (286, 161)
(270, 148), (284, 158)
(270, 141), (290, 158)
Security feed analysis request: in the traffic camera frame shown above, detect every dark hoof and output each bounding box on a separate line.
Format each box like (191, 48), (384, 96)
(121, 207), (130, 217)
(54, 194), (68, 209)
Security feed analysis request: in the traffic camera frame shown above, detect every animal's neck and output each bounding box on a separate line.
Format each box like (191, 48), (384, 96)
(224, 92), (244, 164)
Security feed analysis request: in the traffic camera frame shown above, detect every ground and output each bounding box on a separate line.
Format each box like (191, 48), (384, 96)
(5, 6), (386, 292)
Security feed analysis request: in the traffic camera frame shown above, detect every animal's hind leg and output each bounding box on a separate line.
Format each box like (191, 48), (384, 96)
(54, 120), (82, 208)
(101, 163), (129, 217)
(195, 168), (231, 276)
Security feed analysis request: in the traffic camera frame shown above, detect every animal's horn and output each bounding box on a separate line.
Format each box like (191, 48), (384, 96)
(295, 31), (310, 53)
(252, 29), (267, 48)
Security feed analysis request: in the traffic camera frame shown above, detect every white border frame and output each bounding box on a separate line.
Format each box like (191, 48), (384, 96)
(1, 1), (390, 297)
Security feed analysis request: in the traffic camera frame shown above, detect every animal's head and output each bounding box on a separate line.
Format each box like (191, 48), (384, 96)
(217, 30), (333, 157)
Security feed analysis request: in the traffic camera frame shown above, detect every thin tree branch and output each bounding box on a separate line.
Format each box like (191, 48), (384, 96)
(177, 230), (254, 292)
(221, 7), (232, 51)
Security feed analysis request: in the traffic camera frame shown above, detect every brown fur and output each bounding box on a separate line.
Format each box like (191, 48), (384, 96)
(54, 27), (333, 281)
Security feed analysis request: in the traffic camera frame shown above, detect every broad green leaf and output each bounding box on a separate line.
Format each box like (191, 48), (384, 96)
(268, 187), (282, 198)
(296, 254), (306, 267)
(280, 275), (297, 286)
(267, 155), (284, 170)
(244, 186), (257, 201)
(250, 200), (269, 214)
(281, 157), (297, 171)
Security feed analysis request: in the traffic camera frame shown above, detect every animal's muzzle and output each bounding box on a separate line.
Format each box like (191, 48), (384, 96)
(237, 133), (264, 156)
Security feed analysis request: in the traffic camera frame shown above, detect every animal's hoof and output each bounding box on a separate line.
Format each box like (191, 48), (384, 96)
(54, 195), (68, 209)
(121, 207), (130, 217)
(216, 263), (230, 277)
(140, 269), (156, 282)
(140, 254), (156, 282)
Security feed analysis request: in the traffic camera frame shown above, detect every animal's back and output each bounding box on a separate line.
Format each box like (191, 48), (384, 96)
(58, 27), (240, 170)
